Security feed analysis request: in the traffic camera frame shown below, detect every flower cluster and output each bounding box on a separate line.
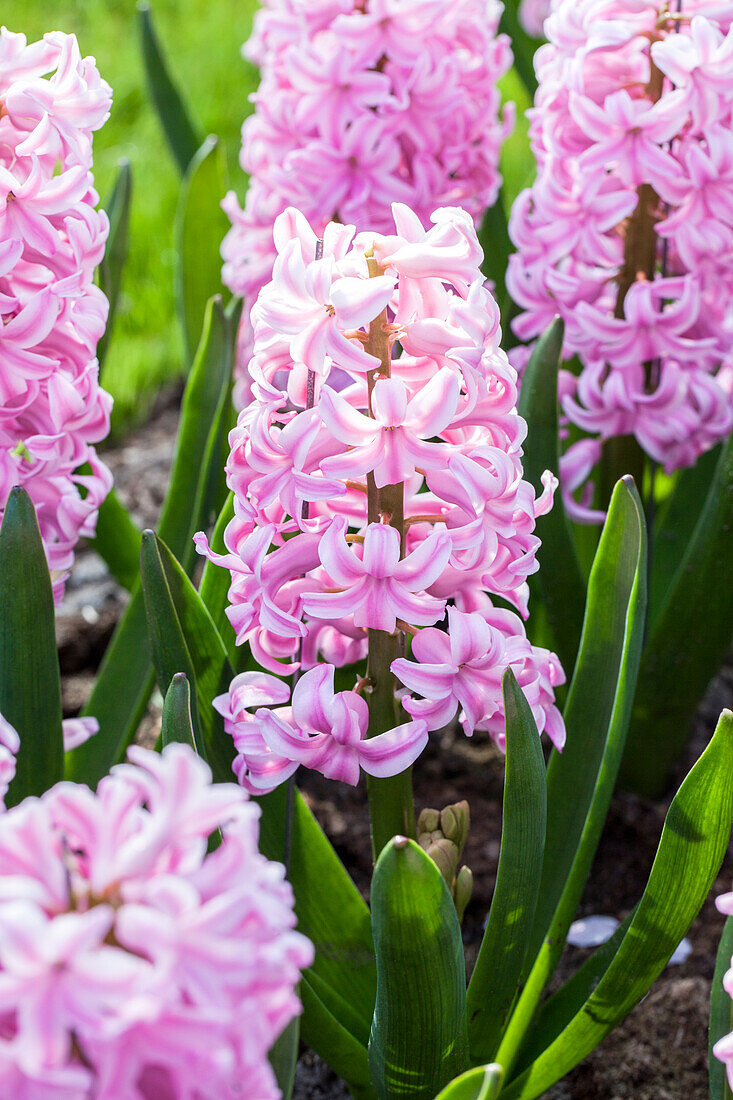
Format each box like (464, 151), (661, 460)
(0, 29), (113, 598)
(200, 203), (565, 793)
(221, 0), (513, 403)
(507, 0), (733, 520)
(0, 735), (313, 1099)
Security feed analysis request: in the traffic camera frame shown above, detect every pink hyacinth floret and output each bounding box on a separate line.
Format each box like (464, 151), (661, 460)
(221, 0), (514, 403)
(507, 0), (733, 521)
(0, 733), (313, 1099)
(198, 202), (565, 793)
(0, 28), (113, 599)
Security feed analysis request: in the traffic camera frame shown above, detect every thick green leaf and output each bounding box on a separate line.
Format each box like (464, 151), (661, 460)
(67, 299), (234, 787)
(710, 912), (733, 1099)
(513, 913), (634, 1073)
(478, 197), (513, 325)
(140, 532), (235, 779)
(89, 488), (141, 592)
(502, 709), (733, 1099)
(160, 672), (198, 752)
(0, 488), (63, 804)
(97, 158), (132, 368)
(622, 430), (733, 796)
(300, 977), (375, 1100)
(257, 784), (377, 1041)
(466, 671), (546, 1062)
(368, 837), (469, 1099)
(157, 296), (234, 567)
(499, 0), (539, 98)
(434, 1064), (503, 1100)
(198, 492), (238, 663)
(650, 444), (721, 628)
(517, 318), (585, 673)
(136, 2), (201, 175)
(175, 137), (230, 364)
(269, 1016), (300, 1100)
(66, 590), (155, 785)
(494, 477), (647, 1076)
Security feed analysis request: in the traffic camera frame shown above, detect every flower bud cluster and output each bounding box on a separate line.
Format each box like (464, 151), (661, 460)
(507, 0), (733, 519)
(0, 735), (313, 1099)
(200, 203), (565, 793)
(0, 30), (113, 599)
(221, 0), (513, 403)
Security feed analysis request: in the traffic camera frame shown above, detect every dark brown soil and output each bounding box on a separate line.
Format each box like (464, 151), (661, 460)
(59, 388), (732, 1099)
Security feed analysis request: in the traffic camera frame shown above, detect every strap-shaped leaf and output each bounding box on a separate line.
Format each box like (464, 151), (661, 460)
(89, 488), (141, 592)
(513, 912), (634, 1073)
(466, 671), (546, 1062)
(160, 672), (198, 752)
(140, 532), (235, 779)
(97, 158), (132, 368)
(175, 137), (230, 365)
(0, 488), (63, 804)
(368, 837), (469, 1099)
(710, 911), (733, 1099)
(257, 783), (377, 1039)
(478, 197), (513, 325)
(198, 492), (238, 663)
(649, 443), (720, 628)
(136, 2), (201, 175)
(268, 1016), (300, 1100)
(622, 430), (733, 796)
(501, 709), (733, 1099)
(498, 0), (539, 97)
(517, 318), (585, 673)
(157, 296), (233, 567)
(495, 477), (646, 1075)
(433, 1064), (503, 1100)
(300, 977), (375, 1100)
(67, 298), (234, 786)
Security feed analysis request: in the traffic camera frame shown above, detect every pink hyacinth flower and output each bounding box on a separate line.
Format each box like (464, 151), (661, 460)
(303, 516), (452, 632)
(255, 664), (428, 785)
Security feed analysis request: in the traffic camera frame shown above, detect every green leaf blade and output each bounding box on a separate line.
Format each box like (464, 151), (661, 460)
(97, 158), (132, 368)
(0, 488), (64, 804)
(623, 430), (733, 796)
(466, 670), (546, 1062)
(433, 1064), (503, 1100)
(710, 911), (733, 1099)
(368, 837), (469, 1099)
(502, 709), (733, 1100)
(160, 673), (198, 752)
(136, 2), (201, 175)
(494, 477), (647, 1076)
(175, 139), (230, 365)
(517, 317), (585, 673)
(89, 488), (141, 592)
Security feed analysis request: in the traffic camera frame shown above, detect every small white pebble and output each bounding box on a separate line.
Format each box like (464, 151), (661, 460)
(81, 604), (100, 625)
(567, 915), (620, 948)
(669, 937), (692, 965)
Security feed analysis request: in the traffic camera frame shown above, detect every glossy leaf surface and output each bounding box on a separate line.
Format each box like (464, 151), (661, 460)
(136, 2), (201, 174)
(503, 710), (733, 1099)
(517, 317), (585, 673)
(0, 488), (63, 804)
(369, 838), (468, 1099)
(467, 671), (546, 1062)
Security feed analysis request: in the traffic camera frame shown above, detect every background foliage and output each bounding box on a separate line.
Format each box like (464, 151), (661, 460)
(5, 0), (259, 426)
(7, 0), (532, 428)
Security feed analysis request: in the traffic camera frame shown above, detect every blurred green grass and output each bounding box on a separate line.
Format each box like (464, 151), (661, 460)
(4, 0), (260, 429)
(6, 2), (533, 430)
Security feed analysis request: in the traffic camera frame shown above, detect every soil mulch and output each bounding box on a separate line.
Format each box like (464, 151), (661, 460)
(58, 386), (732, 1100)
